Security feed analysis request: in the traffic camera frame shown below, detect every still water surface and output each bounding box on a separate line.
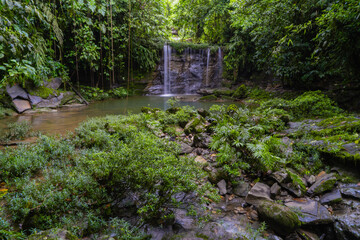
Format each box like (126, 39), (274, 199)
(0, 95), (237, 135)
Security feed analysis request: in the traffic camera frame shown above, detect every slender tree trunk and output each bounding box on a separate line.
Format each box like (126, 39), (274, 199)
(127, 0), (132, 94)
(110, 1), (115, 88)
(107, 0), (112, 89)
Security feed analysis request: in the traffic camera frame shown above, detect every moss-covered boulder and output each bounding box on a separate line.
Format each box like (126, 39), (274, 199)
(258, 200), (301, 236)
(232, 84), (248, 99)
(199, 95), (218, 101)
(184, 115), (206, 135)
(307, 173), (337, 196)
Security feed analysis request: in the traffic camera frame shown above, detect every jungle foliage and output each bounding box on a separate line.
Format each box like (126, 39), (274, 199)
(174, 0), (360, 89)
(0, 0), (172, 90)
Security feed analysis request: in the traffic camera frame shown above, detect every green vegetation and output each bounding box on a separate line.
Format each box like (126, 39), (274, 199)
(80, 86), (128, 101)
(0, 122), (33, 143)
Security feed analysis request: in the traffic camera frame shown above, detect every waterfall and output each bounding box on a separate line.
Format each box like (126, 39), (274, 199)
(218, 47), (223, 78)
(205, 48), (210, 87)
(163, 44), (171, 95)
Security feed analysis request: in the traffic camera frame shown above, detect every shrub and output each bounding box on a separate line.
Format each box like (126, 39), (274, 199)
(232, 84), (248, 99)
(0, 121), (32, 142)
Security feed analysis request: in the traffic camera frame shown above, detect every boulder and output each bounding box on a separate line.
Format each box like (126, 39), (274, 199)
(217, 179), (227, 195)
(233, 182), (250, 197)
(245, 182), (271, 206)
(258, 200), (301, 236)
(44, 77), (62, 90)
(173, 209), (196, 231)
(285, 198), (333, 225)
(36, 94), (64, 108)
(180, 142), (193, 154)
(194, 156), (207, 165)
(296, 229), (320, 240)
(271, 170), (289, 184)
(333, 199), (360, 240)
(320, 189), (342, 205)
(29, 95), (43, 106)
(184, 115), (206, 135)
(307, 173), (337, 196)
(270, 183), (281, 198)
(192, 133), (212, 148)
(13, 99), (31, 113)
(340, 184), (360, 200)
(6, 84), (28, 100)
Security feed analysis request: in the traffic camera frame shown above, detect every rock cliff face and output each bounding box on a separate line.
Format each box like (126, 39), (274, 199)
(145, 47), (224, 95)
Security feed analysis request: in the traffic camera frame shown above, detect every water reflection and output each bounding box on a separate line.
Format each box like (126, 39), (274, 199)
(0, 95), (237, 135)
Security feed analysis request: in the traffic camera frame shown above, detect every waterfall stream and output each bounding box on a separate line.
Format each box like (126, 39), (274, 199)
(206, 48), (211, 87)
(218, 47), (223, 78)
(163, 44), (171, 95)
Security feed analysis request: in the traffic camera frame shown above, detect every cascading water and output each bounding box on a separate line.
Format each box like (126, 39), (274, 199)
(218, 47), (223, 78)
(163, 44), (171, 95)
(205, 48), (211, 87)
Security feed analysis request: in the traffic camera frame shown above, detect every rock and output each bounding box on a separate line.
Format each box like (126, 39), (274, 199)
(197, 108), (209, 118)
(6, 84), (28, 100)
(296, 229), (320, 240)
(233, 182), (250, 197)
(340, 184), (360, 200)
(44, 77), (62, 90)
(173, 209), (195, 231)
(271, 183), (281, 198)
(333, 199), (360, 240)
(192, 133), (212, 148)
(28, 95), (43, 106)
(258, 200), (301, 236)
(217, 179), (227, 195)
(285, 198), (333, 225)
(307, 175), (316, 185)
(36, 94), (63, 108)
(60, 91), (76, 105)
(307, 173), (337, 196)
(12, 99), (31, 113)
(320, 189), (342, 204)
(245, 182), (271, 206)
(28, 228), (77, 240)
(194, 156), (207, 165)
(271, 170), (289, 184)
(179, 142), (193, 154)
(184, 116), (206, 135)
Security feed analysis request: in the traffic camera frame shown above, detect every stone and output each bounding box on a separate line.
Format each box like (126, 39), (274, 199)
(271, 183), (281, 198)
(217, 179), (227, 195)
(307, 173), (337, 196)
(28, 95), (43, 106)
(258, 200), (301, 236)
(285, 198), (333, 225)
(180, 142), (193, 154)
(36, 94), (64, 108)
(271, 170), (289, 184)
(173, 209), (195, 231)
(333, 199), (360, 240)
(192, 133), (212, 148)
(307, 175), (316, 185)
(194, 156), (207, 165)
(245, 182), (271, 206)
(12, 99), (31, 113)
(197, 108), (209, 118)
(320, 189), (342, 204)
(296, 229), (320, 240)
(233, 182), (250, 197)
(6, 84), (28, 100)
(44, 77), (62, 90)
(340, 184), (360, 200)
(184, 115), (206, 135)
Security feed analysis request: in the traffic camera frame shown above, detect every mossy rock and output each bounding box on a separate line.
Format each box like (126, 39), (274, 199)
(232, 84), (248, 99)
(29, 86), (57, 99)
(199, 95), (218, 101)
(184, 115), (206, 135)
(28, 228), (78, 240)
(258, 200), (301, 236)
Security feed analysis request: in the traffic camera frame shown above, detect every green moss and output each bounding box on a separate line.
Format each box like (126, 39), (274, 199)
(258, 201), (301, 236)
(213, 89), (234, 97)
(29, 86), (57, 99)
(199, 95), (218, 101)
